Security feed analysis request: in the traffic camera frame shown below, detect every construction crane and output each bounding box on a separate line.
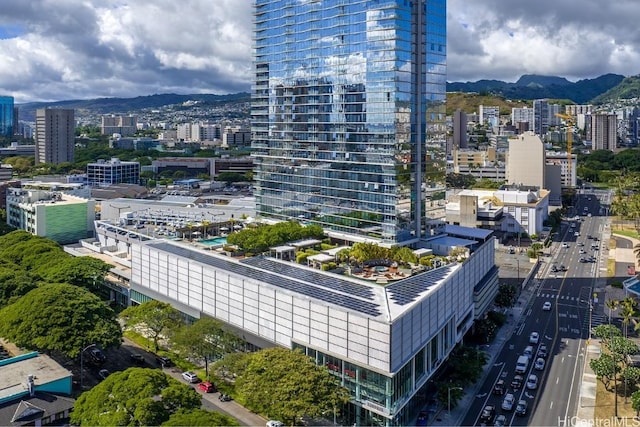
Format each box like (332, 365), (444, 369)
(555, 113), (575, 187)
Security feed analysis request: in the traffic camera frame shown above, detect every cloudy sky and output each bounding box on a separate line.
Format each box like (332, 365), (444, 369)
(0, 0), (638, 103)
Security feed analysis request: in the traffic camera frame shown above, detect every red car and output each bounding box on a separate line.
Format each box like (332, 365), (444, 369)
(197, 381), (217, 393)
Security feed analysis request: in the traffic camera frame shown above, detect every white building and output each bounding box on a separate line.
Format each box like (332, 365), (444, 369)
(506, 132), (546, 190)
(545, 151), (577, 188)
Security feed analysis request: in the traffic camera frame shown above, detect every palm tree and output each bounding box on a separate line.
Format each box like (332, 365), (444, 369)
(620, 297), (637, 338)
(606, 299), (620, 324)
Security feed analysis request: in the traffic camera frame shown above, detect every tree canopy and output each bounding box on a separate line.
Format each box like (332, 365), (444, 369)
(70, 368), (212, 426)
(226, 221), (325, 254)
(120, 300), (184, 352)
(172, 317), (243, 377)
(221, 348), (350, 425)
(0, 283), (122, 358)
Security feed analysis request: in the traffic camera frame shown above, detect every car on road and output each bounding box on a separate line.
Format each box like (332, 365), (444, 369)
(561, 243), (569, 248)
(523, 345), (534, 359)
(577, 242), (584, 246)
(494, 414), (507, 426)
(559, 265), (567, 272)
(579, 249), (586, 254)
(267, 421), (284, 427)
(551, 264), (558, 272)
(515, 399), (528, 416)
(511, 375), (523, 390)
(529, 331), (539, 344)
(479, 405), (496, 424)
(181, 371), (200, 383)
(197, 381), (217, 393)
(579, 257), (587, 263)
(537, 344), (548, 358)
(130, 353), (145, 365)
(98, 369), (110, 380)
(416, 411), (428, 426)
(535, 357), (546, 370)
(155, 355), (172, 367)
(219, 394), (232, 402)
(493, 379), (505, 395)
(501, 393), (515, 411)
(526, 374), (538, 390)
(543, 301), (552, 311)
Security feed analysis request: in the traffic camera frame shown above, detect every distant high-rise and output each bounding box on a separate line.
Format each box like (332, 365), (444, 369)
(591, 114), (618, 151)
(453, 109), (468, 149)
(533, 99), (549, 136)
(252, 0), (447, 244)
(0, 96), (14, 137)
(35, 108), (75, 165)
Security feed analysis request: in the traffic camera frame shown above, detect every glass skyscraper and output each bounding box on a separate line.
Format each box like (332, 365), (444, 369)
(0, 96), (14, 137)
(252, 0), (447, 245)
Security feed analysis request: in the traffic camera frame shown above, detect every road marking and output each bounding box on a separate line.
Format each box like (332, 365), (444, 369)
(556, 377), (559, 384)
(550, 401), (554, 409)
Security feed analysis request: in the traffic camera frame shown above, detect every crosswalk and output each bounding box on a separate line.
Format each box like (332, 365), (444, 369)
(536, 293), (589, 303)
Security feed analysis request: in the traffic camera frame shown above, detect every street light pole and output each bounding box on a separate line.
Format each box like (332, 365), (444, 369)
(448, 386), (463, 416)
(80, 343), (97, 390)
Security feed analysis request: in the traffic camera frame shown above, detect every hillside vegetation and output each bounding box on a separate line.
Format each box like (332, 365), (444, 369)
(445, 93), (529, 116)
(592, 75), (640, 104)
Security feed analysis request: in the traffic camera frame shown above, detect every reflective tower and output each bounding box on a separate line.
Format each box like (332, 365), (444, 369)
(252, 0), (447, 245)
(0, 96), (14, 137)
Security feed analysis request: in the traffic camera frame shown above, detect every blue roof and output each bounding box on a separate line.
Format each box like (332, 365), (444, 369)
(429, 235), (477, 247)
(624, 276), (640, 296)
(174, 178), (203, 185)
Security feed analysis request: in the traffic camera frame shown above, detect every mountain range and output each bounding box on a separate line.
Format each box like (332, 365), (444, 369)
(15, 73), (639, 122)
(446, 73), (627, 104)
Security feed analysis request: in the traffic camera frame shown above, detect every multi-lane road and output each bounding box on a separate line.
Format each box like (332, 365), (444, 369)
(461, 190), (612, 426)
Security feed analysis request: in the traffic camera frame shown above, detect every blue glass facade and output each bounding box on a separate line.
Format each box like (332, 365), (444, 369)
(0, 96), (14, 137)
(252, 0), (447, 245)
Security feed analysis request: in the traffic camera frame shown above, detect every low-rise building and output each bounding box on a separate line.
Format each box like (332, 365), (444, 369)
(6, 189), (95, 244)
(87, 158), (140, 187)
(0, 352), (74, 426)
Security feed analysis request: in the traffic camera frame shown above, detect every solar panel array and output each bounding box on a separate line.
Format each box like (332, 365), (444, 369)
(149, 242), (383, 317)
(241, 257), (376, 299)
(386, 265), (453, 305)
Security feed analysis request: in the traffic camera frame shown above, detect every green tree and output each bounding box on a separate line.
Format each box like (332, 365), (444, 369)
(590, 353), (617, 390)
(172, 317), (243, 377)
(70, 368), (203, 426)
(39, 256), (112, 289)
(0, 264), (37, 308)
(162, 408), (239, 427)
(0, 283), (122, 358)
(120, 300), (184, 352)
(232, 348), (350, 425)
(606, 299), (620, 324)
(632, 390), (640, 416)
(593, 324), (623, 344)
(494, 283), (517, 308)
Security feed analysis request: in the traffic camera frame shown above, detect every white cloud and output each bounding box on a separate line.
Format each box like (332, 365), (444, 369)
(0, 0), (637, 102)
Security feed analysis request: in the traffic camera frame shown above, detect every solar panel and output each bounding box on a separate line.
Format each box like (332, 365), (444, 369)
(386, 264), (455, 305)
(241, 257), (375, 299)
(148, 242), (383, 317)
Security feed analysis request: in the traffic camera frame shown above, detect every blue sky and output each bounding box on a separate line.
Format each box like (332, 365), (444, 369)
(0, 0), (638, 103)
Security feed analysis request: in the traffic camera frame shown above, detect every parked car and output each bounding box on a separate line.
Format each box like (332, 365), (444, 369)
(219, 394), (232, 402)
(197, 381), (217, 393)
(89, 348), (106, 365)
(98, 369), (110, 380)
(155, 355), (172, 367)
(515, 399), (528, 416)
(181, 371), (200, 383)
(535, 357), (546, 370)
(267, 421), (284, 427)
(501, 393), (515, 411)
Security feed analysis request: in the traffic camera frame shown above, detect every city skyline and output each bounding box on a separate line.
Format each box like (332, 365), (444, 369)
(0, 0), (638, 103)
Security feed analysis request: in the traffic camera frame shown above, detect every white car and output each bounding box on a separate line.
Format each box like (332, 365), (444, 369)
(561, 243), (569, 248)
(534, 357), (545, 370)
(529, 331), (539, 344)
(574, 231), (580, 237)
(543, 301), (552, 311)
(266, 422), (284, 427)
(526, 374), (538, 390)
(501, 393), (515, 411)
(181, 371), (199, 383)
